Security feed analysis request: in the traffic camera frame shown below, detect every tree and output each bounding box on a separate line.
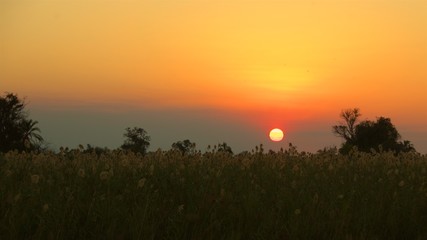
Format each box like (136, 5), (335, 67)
(83, 144), (110, 156)
(217, 142), (233, 154)
(332, 108), (360, 144)
(121, 127), (150, 155)
(333, 109), (415, 154)
(0, 92), (44, 152)
(20, 119), (44, 150)
(354, 117), (414, 153)
(172, 139), (196, 155)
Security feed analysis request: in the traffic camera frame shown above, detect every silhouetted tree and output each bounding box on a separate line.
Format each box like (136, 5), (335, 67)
(83, 144), (110, 156)
(20, 119), (44, 150)
(333, 109), (415, 154)
(121, 127), (150, 155)
(354, 117), (414, 153)
(172, 139), (196, 155)
(217, 142), (233, 154)
(332, 108), (360, 144)
(0, 93), (44, 152)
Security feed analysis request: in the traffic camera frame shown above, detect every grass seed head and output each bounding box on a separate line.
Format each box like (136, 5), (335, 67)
(43, 204), (49, 212)
(149, 164), (155, 175)
(78, 169), (85, 178)
(178, 204), (184, 213)
(31, 174), (40, 184)
(292, 165), (300, 173)
(137, 178), (146, 188)
(99, 171), (110, 181)
(14, 193), (21, 202)
(5, 170), (12, 177)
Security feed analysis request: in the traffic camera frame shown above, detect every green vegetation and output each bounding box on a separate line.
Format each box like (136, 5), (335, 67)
(1, 148), (426, 239)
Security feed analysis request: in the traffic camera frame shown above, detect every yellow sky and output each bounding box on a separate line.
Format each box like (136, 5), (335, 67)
(1, 0), (426, 135)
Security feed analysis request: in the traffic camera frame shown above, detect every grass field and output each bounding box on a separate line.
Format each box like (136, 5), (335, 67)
(1, 147), (426, 239)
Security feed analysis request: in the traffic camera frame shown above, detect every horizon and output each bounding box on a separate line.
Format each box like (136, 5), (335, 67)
(26, 102), (427, 154)
(1, 0), (426, 153)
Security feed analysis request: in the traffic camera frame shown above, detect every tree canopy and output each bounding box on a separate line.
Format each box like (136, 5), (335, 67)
(121, 127), (151, 155)
(333, 108), (415, 154)
(217, 142), (233, 154)
(0, 93), (44, 152)
(172, 139), (196, 155)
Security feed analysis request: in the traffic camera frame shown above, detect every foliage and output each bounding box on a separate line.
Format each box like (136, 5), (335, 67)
(1, 149), (426, 239)
(333, 108), (415, 154)
(172, 139), (196, 155)
(355, 117), (415, 153)
(82, 144), (110, 156)
(0, 93), (44, 152)
(120, 127), (150, 155)
(217, 142), (233, 154)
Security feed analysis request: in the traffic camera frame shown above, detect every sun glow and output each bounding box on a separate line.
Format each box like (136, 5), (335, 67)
(269, 128), (284, 142)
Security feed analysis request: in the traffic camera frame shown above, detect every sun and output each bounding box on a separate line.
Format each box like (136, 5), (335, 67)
(269, 128), (284, 142)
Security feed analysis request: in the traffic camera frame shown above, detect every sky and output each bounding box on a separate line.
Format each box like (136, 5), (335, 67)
(1, 0), (426, 153)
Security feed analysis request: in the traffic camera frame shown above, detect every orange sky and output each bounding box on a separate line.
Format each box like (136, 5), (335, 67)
(1, 0), (426, 152)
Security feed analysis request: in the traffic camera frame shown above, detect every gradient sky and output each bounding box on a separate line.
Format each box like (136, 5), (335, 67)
(1, 0), (426, 153)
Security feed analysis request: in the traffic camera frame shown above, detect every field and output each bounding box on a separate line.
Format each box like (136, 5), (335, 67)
(1, 147), (427, 239)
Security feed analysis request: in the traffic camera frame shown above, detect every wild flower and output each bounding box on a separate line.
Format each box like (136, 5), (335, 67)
(399, 180), (405, 187)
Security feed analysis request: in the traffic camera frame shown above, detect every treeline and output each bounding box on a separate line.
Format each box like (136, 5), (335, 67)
(0, 92), (418, 155)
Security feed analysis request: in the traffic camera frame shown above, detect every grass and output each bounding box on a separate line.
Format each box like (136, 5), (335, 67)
(1, 147), (426, 239)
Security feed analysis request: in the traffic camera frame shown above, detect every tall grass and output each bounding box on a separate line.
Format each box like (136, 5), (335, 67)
(1, 148), (426, 239)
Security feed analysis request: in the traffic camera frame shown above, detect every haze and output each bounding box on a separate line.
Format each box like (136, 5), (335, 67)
(1, 0), (426, 152)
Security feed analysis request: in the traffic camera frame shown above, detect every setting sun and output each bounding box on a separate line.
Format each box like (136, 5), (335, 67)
(269, 128), (284, 142)
(0, 0), (426, 152)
